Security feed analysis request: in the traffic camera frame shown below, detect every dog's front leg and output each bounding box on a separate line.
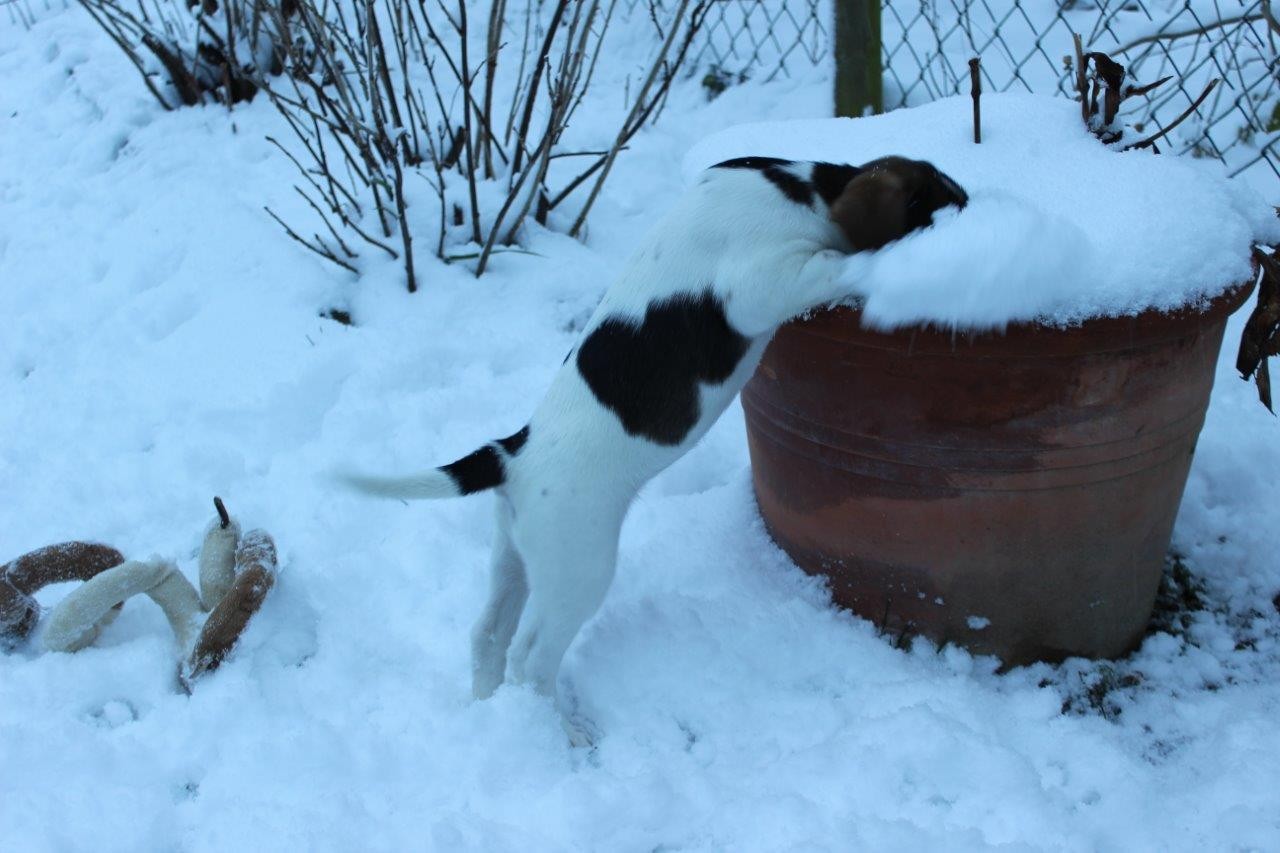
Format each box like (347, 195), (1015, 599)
(722, 247), (856, 336)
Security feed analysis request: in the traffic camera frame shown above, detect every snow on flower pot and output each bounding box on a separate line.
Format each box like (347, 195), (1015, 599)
(742, 284), (1252, 665)
(686, 93), (1279, 665)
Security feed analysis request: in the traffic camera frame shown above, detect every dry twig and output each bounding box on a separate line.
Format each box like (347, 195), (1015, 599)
(968, 57), (981, 144)
(259, 0), (709, 285)
(1123, 79), (1221, 152)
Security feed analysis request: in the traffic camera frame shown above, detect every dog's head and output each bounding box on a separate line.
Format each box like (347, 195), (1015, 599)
(829, 157), (967, 252)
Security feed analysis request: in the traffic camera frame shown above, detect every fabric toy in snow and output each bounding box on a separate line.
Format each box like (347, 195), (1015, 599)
(2, 498), (280, 689)
(198, 496), (241, 609)
(1, 542), (125, 648)
(185, 528), (278, 684)
(43, 556), (205, 653)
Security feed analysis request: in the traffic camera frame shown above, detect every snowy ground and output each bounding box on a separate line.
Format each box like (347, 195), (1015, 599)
(3, 4), (1280, 851)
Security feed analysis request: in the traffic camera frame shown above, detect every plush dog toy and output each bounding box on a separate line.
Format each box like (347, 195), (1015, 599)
(1, 498), (279, 689)
(344, 156), (968, 740)
(0, 542), (125, 647)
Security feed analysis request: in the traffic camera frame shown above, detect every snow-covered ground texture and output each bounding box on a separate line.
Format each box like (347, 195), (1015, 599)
(689, 94), (1280, 330)
(3, 4), (1280, 852)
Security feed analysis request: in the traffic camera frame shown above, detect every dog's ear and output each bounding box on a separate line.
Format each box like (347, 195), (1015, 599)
(830, 157), (968, 252)
(828, 167), (912, 253)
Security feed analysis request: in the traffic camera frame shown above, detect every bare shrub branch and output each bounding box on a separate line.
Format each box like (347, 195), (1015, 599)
(249, 0), (711, 286)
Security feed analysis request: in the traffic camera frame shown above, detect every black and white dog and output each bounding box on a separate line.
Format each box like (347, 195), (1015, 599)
(345, 155), (967, 738)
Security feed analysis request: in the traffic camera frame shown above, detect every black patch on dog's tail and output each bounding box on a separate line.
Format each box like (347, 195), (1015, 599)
(442, 426), (531, 495)
(497, 425), (530, 456)
(441, 447), (504, 495)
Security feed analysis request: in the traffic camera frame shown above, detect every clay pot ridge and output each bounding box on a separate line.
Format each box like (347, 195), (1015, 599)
(743, 280), (1254, 666)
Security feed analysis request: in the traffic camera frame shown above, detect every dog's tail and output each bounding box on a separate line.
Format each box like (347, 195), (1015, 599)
(340, 426), (530, 501)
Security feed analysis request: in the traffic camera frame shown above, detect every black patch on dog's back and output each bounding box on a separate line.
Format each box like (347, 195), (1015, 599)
(713, 156), (792, 171)
(576, 291), (750, 446)
(713, 156), (813, 206)
(761, 168), (814, 206)
(498, 425), (530, 456)
(442, 446), (505, 495)
(811, 162), (861, 206)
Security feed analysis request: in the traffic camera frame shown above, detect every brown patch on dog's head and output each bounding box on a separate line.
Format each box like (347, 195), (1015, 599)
(829, 157), (968, 252)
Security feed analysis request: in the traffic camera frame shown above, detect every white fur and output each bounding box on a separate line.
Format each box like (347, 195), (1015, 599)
(348, 163), (900, 742)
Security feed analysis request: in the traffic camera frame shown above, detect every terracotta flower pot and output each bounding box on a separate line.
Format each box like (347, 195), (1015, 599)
(742, 283), (1254, 666)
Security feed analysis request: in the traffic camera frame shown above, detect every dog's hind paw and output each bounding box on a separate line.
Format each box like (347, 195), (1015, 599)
(562, 713), (601, 749)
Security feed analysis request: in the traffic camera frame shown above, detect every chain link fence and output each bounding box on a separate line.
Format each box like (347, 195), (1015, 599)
(689, 0), (830, 78)
(637, 0), (1279, 183)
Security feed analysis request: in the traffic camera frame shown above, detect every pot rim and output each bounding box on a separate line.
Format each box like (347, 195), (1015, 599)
(793, 279), (1257, 357)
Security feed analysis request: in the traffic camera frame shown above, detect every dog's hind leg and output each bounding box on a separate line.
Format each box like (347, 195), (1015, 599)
(470, 498), (528, 700)
(506, 508), (622, 707)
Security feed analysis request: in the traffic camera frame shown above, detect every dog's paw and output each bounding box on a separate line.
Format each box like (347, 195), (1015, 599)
(562, 713), (601, 749)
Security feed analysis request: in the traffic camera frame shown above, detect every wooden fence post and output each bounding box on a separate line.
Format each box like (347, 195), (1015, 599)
(834, 0), (883, 117)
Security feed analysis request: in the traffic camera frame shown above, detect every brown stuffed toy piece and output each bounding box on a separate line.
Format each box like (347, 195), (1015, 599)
(0, 543), (125, 646)
(5, 499), (282, 691)
(186, 529), (279, 682)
